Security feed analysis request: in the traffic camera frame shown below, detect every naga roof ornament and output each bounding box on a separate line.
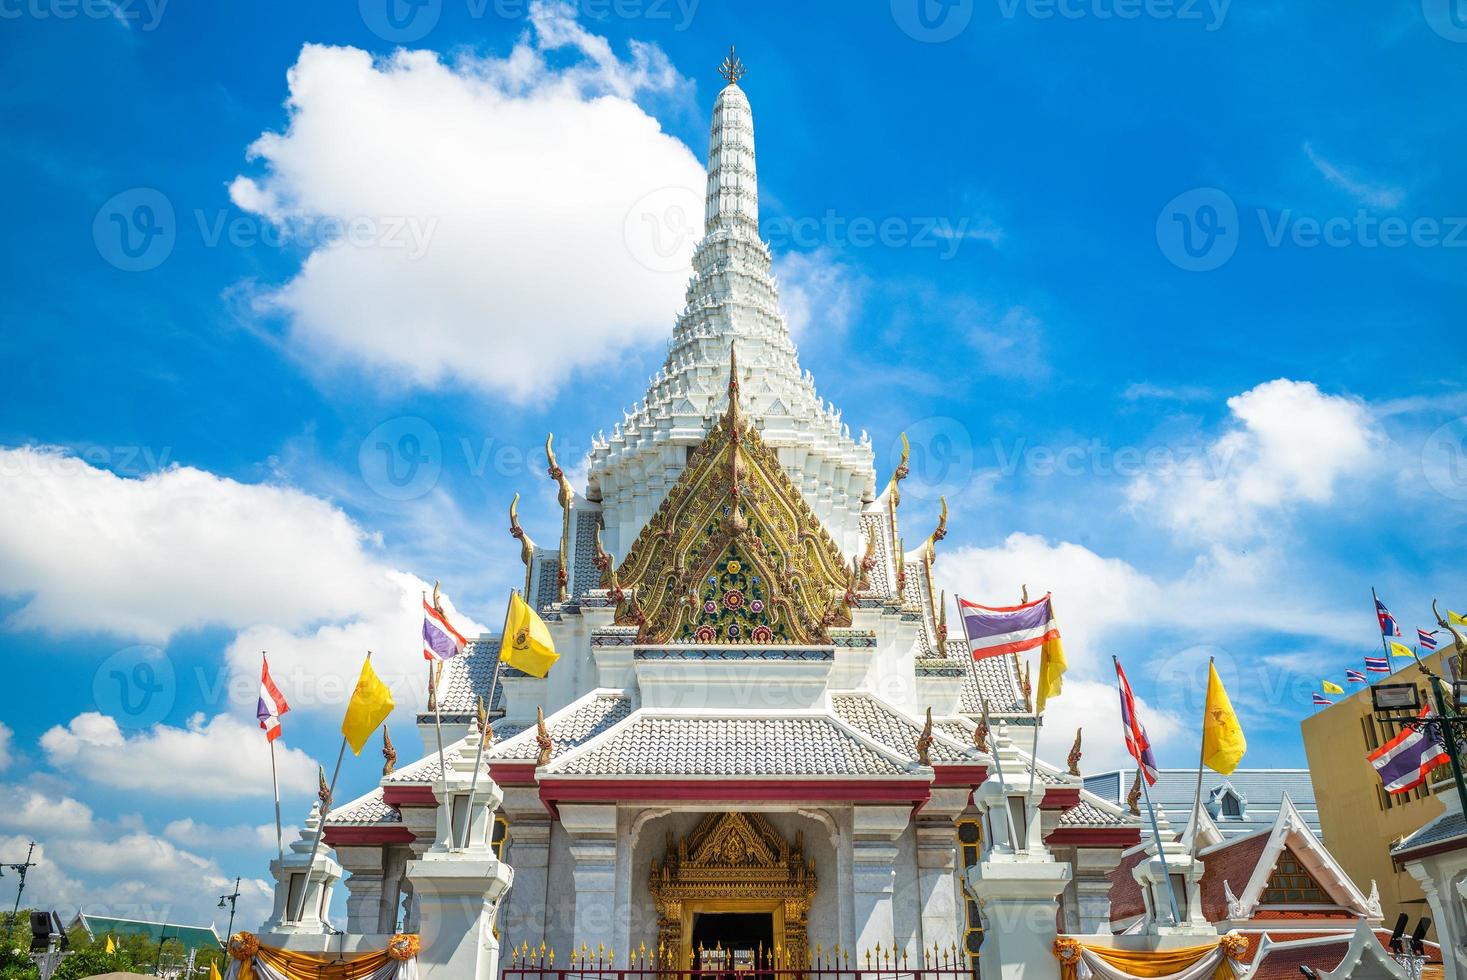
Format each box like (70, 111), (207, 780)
(545, 434), (574, 602)
(508, 493), (536, 596)
(611, 344), (852, 644)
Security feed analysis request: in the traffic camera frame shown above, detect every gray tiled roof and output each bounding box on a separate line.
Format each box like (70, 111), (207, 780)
(831, 695), (970, 763)
(1058, 793), (1135, 829)
(382, 735), (484, 784)
(1393, 808), (1466, 856)
(859, 513), (894, 599)
(428, 638), (508, 718)
(325, 787), (401, 826)
(545, 714), (916, 777)
(486, 692), (632, 762)
(952, 641), (1029, 714)
(1084, 768), (1320, 841)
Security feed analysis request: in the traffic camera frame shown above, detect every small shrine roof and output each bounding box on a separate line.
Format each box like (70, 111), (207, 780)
(324, 786), (401, 827)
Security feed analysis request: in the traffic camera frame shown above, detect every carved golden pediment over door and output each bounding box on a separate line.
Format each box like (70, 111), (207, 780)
(649, 811), (817, 970)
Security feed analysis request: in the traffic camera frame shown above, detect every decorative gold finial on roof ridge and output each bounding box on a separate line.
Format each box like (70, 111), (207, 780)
(718, 44), (746, 86)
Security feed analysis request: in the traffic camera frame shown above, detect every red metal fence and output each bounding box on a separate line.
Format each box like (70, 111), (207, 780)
(502, 944), (977, 980)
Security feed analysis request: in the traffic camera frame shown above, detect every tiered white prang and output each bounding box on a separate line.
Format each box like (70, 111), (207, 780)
(586, 80), (875, 559)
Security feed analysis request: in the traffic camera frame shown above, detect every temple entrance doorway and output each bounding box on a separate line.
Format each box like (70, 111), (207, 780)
(690, 911), (775, 970)
(649, 812), (817, 969)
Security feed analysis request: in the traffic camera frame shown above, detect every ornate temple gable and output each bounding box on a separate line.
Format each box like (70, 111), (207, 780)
(609, 348), (853, 644)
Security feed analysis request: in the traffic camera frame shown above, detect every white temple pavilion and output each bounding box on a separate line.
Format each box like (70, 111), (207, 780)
(252, 50), (1421, 980)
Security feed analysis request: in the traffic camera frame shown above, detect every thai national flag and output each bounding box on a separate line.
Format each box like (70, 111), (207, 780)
(423, 599), (468, 661)
(1114, 658), (1158, 785)
(1346, 669), (1367, 684)
(959, 594), (1060, 661)
(1365, 656), (1391, 673)
(1376, 597), (1402, 637)
(257, 656), (289, 742)
(1370, 706), (1451, 795)
(1312, 693), (1334, 706)
(1418, 628), (1439, 651)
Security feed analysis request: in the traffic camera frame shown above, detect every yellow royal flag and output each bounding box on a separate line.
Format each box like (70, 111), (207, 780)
(1390, 641), (1416, 658)
(210, 962), (222, 980)
(1322, 679), (1345, 695)
(500, 591), (559, 678)
(1035, 634), (1066, 712)
(1202, 662), (1246, 775)
(1450, 610), (1465, 627)
(105, 936), (116, 955)
(341, 654), (395, 755)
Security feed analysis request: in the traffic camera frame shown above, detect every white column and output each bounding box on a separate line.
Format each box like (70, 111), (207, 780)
(915, 787), (970, 957)
(500, 786), (553, 957)
(560, 804), (619, 957)
(405, 722), (515, 980)
(261, 804), (343, 937)
(965, 725), (1070, 980)
(852, 806), (909, 954)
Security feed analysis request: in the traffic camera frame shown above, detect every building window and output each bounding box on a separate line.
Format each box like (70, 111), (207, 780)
(1220, 792), (1243, 819)
(1260, 854), (1327, 904)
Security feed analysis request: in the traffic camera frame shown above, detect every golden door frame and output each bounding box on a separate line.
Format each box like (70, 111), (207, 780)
(649, 812), (816, 970)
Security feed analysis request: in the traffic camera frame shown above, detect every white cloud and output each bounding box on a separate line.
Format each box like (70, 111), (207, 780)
(231, 3), (705, 403)
(1126, 379), (1379, 544)
(41, 712), (319, 800)
(0, 446), (393, 642)
(1303, 142), (1405, 209)
(774, 248), (865, 337)
(1033, 678), (1186, 775)
(0, 787), (97, 836)
(163, 818), (297, 853)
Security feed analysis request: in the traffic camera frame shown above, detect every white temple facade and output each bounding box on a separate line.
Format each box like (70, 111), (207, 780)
(300, 53), (1409, 980)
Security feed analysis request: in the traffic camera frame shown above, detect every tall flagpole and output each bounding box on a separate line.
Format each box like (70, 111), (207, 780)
(425, 591), (451, 840)
(1114, 655), (1181, 925)
(457, 590), (512, 849)
(1022, 587), (1043, 827)
(956, 593), (1024, 852)
(1373, 587), (1396, 675)
(269, 738), (284, 866)
(1187, 656), (1213, 858)
(293, 735), (347, 923)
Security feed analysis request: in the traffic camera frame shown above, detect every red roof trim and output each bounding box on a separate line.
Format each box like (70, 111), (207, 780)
(489, 762), (540, 786)
(1046, 827), (1141, 847)
(382, 785), (438, 807)
(540, 778), (933, 809)
(323, 825), (418, 846)
(1042, 787), (1081, 810)
(933, 765), (987, 786)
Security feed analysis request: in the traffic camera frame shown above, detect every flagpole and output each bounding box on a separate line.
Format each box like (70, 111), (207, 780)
(269, 737), (284, 866)
(425, 591), (451, 841)
(956, 593), (1024, 853)
(456, 591), (512, 849)
(1373, 587), (1396, 675)
(293, 735), (346, 923)
(1187, 656), (1213, 858)
(1114, 656), (1181, 926)
(1022, 589), (1045, 829)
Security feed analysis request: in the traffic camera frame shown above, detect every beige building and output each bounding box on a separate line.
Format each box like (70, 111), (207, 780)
(1301, 650), (1453, 930)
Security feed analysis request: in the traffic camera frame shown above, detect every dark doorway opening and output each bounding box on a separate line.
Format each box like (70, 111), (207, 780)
(690, 912), (775, 974)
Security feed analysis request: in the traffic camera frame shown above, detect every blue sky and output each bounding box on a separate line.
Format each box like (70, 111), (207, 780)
(1, 0), (1465, 932)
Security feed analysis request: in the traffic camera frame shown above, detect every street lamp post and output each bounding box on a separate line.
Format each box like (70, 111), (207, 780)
(217, 878), (242, 945)
(1, 842), (39, 941)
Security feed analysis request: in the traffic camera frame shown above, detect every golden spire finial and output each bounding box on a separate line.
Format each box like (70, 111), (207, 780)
(718, 44), (746, 85)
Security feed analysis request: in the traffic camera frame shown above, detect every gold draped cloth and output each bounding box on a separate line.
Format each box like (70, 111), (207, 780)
(228, 932), (420, 980)
(1054, 937), (1248, 980)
